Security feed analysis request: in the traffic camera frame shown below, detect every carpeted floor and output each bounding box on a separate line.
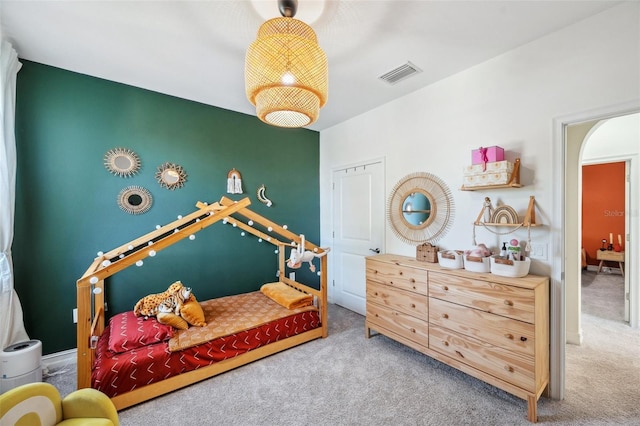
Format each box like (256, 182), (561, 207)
(44, 271), (639, 425)
(580, 268), (625, 322)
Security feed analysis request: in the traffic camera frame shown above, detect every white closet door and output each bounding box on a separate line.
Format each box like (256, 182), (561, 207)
(331, 160), (385, 315)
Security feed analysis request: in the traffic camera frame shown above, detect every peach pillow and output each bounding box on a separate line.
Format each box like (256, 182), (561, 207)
(180, 295), (206, 327)
(157, 312), (188, 330)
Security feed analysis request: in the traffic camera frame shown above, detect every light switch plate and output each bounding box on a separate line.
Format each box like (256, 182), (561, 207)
(529, 243), (548, 260)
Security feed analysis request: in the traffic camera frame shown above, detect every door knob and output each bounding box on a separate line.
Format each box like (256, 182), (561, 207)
(369, 248), (381, 253)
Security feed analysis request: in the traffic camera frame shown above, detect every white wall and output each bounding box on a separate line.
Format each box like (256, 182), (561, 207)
(319, 1), (639, 398)
(583, 113), (640, 161)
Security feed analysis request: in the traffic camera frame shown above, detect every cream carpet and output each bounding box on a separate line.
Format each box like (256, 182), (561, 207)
(45, 271), (639, 425)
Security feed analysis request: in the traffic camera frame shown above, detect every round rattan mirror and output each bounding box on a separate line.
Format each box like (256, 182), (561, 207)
(156, 162), (187, 190)
(387, 172), (455, 244)
(118, 186), (153, 215)
(104, 148), (141, 177)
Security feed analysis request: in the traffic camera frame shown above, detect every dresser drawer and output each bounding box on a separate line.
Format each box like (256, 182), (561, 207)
(429, 325), (535, 392)
(367, 281), (428, 321)
(366, 302), (429, 345)
(429, 297), (534, 356)
(367, 260), (427, 295)
(429, 272), (535, 323)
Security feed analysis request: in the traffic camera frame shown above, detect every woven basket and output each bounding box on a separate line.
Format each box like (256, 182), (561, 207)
(416, 243), (438, 263)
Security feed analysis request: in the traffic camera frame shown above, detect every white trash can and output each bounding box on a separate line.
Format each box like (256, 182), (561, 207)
(0, 339), (43, 394)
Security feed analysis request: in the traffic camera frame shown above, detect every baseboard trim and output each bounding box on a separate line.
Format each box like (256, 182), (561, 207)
(585, 265), (622, 274)
(566, 329), (583, 345)
(42, 348), (76, 371)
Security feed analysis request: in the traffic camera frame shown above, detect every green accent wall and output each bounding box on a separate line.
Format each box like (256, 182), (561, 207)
(13, 61), (320, 355)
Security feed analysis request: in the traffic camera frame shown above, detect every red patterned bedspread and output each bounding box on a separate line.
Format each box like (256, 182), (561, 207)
(92, 295), (320, 398)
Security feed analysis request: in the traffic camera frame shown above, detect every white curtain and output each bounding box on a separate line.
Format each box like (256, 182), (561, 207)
(0, 40), (29, 349)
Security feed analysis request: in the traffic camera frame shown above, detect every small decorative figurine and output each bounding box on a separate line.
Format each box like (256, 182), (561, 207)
(287, 234), (330, 272)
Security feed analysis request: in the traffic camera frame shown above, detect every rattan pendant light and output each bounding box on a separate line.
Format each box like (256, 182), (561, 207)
(245, 0), (328, 128)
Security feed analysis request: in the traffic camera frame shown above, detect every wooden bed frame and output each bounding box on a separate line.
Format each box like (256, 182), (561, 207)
(76, 196), (328, 410)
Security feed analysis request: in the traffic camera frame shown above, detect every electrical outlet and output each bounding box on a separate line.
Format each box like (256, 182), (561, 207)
(73, 308), (78, 323)
(529, 243), (548, 260)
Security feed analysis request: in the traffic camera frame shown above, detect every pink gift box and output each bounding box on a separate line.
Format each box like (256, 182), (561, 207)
(472, 146), (504, 165)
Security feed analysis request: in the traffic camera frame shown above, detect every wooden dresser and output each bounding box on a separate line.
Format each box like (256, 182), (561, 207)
(365, 254), (549, 423)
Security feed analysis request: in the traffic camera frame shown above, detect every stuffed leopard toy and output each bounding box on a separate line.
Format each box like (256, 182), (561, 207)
(133, 281), (192, 319)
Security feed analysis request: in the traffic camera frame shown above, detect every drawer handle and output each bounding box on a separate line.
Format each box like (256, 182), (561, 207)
(410, 278), (415, 283)
(455, 350), (464, 358)
(410, 303), (416, 308)
(443, 341), (449, 347)
(505, 333), (514, 340)
(442, 285), (449, 291)
(520, 336), (528, 342)
(442, 313), (449, 319)
(374, 292), (379, 296)
(399, 271), (404, 276)
(410, 328), (416, 333)
(505, 365), (515, 373)
(504, 300), (514, 306)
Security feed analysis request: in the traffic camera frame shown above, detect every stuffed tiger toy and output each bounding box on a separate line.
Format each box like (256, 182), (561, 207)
(157, 298), (181, 315)
(133, 281), (192, 319)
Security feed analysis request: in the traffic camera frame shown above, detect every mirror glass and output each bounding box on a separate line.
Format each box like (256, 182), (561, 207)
(127, 194), (143, 206)
(402, 191), (432, 227)
(387, 172), (454, 244)
(162, 170), (180, 184)
(114, 155), (132, 170)
(104, 148), (141, 177)
(118, 186), (152, 215)
(156, 162), (187, 190)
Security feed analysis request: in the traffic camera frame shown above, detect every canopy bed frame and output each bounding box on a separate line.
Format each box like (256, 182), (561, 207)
(76, 196), (328, 409)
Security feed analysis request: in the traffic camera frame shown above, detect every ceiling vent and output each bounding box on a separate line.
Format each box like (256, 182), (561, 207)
(378, 61), (422, 85)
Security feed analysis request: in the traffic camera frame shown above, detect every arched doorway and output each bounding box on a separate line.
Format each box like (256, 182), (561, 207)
(550, 103), (639, 400)
(581, 116), (635, 323)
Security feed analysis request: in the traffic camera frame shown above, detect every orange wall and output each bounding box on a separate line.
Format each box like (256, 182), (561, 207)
(582, 162), (626, 265)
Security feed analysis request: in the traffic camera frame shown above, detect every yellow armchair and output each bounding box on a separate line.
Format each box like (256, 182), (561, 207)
(0, 382), (118, 426)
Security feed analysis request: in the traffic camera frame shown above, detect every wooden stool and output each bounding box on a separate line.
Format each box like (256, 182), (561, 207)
(596, 250), (625, 277)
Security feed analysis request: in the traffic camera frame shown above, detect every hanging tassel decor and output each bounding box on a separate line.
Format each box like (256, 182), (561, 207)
(227, 168), (243, 194)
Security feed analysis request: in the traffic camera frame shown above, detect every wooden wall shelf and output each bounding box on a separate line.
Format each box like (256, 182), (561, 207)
(461, 182), (523, 191)
(474, 196), (540, 228)
(478, 222), (538, 227)
(461, 158), (522, 191)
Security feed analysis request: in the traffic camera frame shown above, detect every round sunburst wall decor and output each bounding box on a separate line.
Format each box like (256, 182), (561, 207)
(118, 186), (153, 215)
(387, 172), (455, 244)
(104, 147), (141, 177)
(155, 162), (187, 190)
